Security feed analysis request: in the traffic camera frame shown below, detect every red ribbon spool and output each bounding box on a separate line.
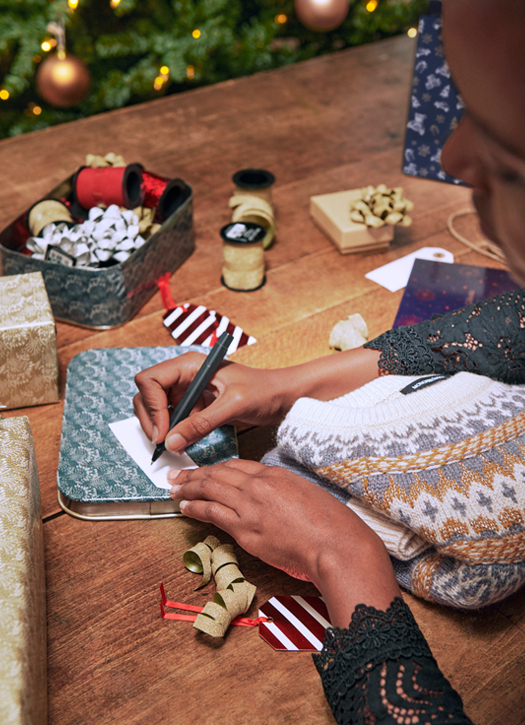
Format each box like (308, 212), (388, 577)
(73, 163), (144, 210)
(142, 171), (191, 222)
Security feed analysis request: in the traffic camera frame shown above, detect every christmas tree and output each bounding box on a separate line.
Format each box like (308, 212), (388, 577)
(0, 0), (428, 140)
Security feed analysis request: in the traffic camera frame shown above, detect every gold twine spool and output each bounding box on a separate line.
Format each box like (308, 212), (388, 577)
(230, 169), (276, 249)
(28, 199), (73, 236)
(221, 222), (266, 292)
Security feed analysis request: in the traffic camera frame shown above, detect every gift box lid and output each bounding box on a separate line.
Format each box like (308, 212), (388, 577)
(0, 272), (55, 329)
(57, 346), (238, 520)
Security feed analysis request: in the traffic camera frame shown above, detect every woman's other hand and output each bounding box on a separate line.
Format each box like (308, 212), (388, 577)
(168, 459), (401, 627)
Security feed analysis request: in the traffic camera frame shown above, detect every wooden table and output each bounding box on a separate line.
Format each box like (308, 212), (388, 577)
(1, 35), (524, 725)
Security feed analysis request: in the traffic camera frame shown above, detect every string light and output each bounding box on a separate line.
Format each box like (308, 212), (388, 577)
(68, 0), (78, 9)
(0, 89), (9, 100)
(366, 0), (378, 11)
(275, 13), (287, 24)
(153, 76), (164, 90)
(407, 27), (417, 38)
(186, 65), (195, 80)
(160, 66), (169, 76)
(41, 40), (53, 52)
(192, 29), (201, 39)
(33, 105), (42, 115)
(110, 0), (122, 7)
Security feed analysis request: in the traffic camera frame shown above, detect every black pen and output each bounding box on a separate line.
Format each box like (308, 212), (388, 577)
(150, 331), (234, 464)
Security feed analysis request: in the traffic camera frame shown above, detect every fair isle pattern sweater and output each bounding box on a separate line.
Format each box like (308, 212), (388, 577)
(274, 372), (525, 609)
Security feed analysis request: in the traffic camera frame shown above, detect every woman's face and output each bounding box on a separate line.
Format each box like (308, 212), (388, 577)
(441, 0), (525, 285)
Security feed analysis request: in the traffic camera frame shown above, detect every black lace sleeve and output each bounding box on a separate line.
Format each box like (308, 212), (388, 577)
(364, 289), (525, 384)
(313, 597), (474, 725)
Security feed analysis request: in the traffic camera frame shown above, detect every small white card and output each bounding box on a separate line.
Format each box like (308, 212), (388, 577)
(365, 247), (454, 292)
(109, 416), (197, 490)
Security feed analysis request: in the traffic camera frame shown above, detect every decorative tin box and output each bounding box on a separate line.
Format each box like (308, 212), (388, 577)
(0, 416), (47, 725)
(0, 174), (194, 329)
(57, 347), (238, 520)
(0, 272), (59, 411)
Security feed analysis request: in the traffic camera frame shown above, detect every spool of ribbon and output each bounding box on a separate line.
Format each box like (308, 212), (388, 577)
(73, 163), (144, 210)
(142, 171), (191, 222)
(27, 199), (74, 236)
(221, 221), (266, 292)
(232, 168), (275, 203)
(230, 168), (276, 249)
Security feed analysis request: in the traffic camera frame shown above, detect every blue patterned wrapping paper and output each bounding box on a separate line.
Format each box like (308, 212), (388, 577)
(403, 10), (467, 186)
(57, 347), (238, 504)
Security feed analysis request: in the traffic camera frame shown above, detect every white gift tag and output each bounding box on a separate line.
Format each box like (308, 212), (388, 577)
(365, 247), (454, 292)
(109, 416), (196, 490)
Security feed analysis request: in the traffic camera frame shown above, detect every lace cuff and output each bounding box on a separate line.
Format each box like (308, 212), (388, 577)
(364, 289), (525, 384)
(313, 597), (474, 725)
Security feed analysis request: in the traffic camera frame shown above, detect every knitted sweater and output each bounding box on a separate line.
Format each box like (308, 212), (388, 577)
(271, 371), (525, 609)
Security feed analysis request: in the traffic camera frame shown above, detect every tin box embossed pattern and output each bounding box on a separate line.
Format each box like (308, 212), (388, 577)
(0, 417), (47, 725)
(0, 272), (59, 410)
(58, 347), (238, 504)
(0, 180), (194, 329)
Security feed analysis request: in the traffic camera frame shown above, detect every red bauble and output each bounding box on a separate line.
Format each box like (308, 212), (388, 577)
(36, 53), (90, 108)
(294, 0), (349, 32)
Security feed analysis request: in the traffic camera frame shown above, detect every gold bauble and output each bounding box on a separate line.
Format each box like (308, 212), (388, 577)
(36, 53), (90, 108)
(294, 0), (349, 32)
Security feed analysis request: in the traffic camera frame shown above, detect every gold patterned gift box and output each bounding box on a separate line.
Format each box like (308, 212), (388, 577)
(0, 271), (59, 410)
(0, 416), (47, 725)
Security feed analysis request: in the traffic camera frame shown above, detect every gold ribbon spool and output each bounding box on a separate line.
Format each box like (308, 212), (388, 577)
(221, 222), (266, 292)
(27, 199), (74, 236)
(230, 169), (276, 249)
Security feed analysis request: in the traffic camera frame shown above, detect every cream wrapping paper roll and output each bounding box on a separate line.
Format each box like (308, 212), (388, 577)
(0, 417), (47, 725)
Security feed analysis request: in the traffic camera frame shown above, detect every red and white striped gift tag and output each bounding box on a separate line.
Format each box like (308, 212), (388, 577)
(258, 595), (331, 652)
(163, 303), (256, 355)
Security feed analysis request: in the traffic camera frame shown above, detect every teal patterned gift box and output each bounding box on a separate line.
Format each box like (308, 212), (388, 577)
(57, 346), (238, 520)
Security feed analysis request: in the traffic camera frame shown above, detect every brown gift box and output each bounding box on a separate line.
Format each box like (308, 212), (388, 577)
(310, 188), (393, 254)
(0, 271), (59, 411)
(0, 416), (47, 725)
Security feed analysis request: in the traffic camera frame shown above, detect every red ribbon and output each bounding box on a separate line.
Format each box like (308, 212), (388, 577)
(74, 165), (144, 209)
(160, 583), (268, 628)
(156, 273), (177, 310)
(142, 171), (170, 209)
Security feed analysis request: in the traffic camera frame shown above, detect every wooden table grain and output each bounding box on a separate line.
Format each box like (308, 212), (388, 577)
(1, 35), (523, 725)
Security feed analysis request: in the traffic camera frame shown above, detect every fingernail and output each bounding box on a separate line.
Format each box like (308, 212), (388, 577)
(151, 425), (158, 444)
(167, 469), (181, 482)
(179, 500), (188, 513)
(166, 433), (185, 454)
(170, 484), (181, 499)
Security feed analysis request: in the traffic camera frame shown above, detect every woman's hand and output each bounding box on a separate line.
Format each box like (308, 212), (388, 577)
(133, 355), (295, 453)
(133, 346), (382, 453)
(168, 459), (401, 626)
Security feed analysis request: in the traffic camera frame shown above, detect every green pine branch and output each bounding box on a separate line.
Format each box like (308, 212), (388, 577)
(0, 0), (428, 139)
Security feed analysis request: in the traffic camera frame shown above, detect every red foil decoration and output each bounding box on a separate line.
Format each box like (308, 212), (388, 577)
(142, 171), (170, 209)
(142, 171), (190, 222)
(74, 164), (144, 210)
